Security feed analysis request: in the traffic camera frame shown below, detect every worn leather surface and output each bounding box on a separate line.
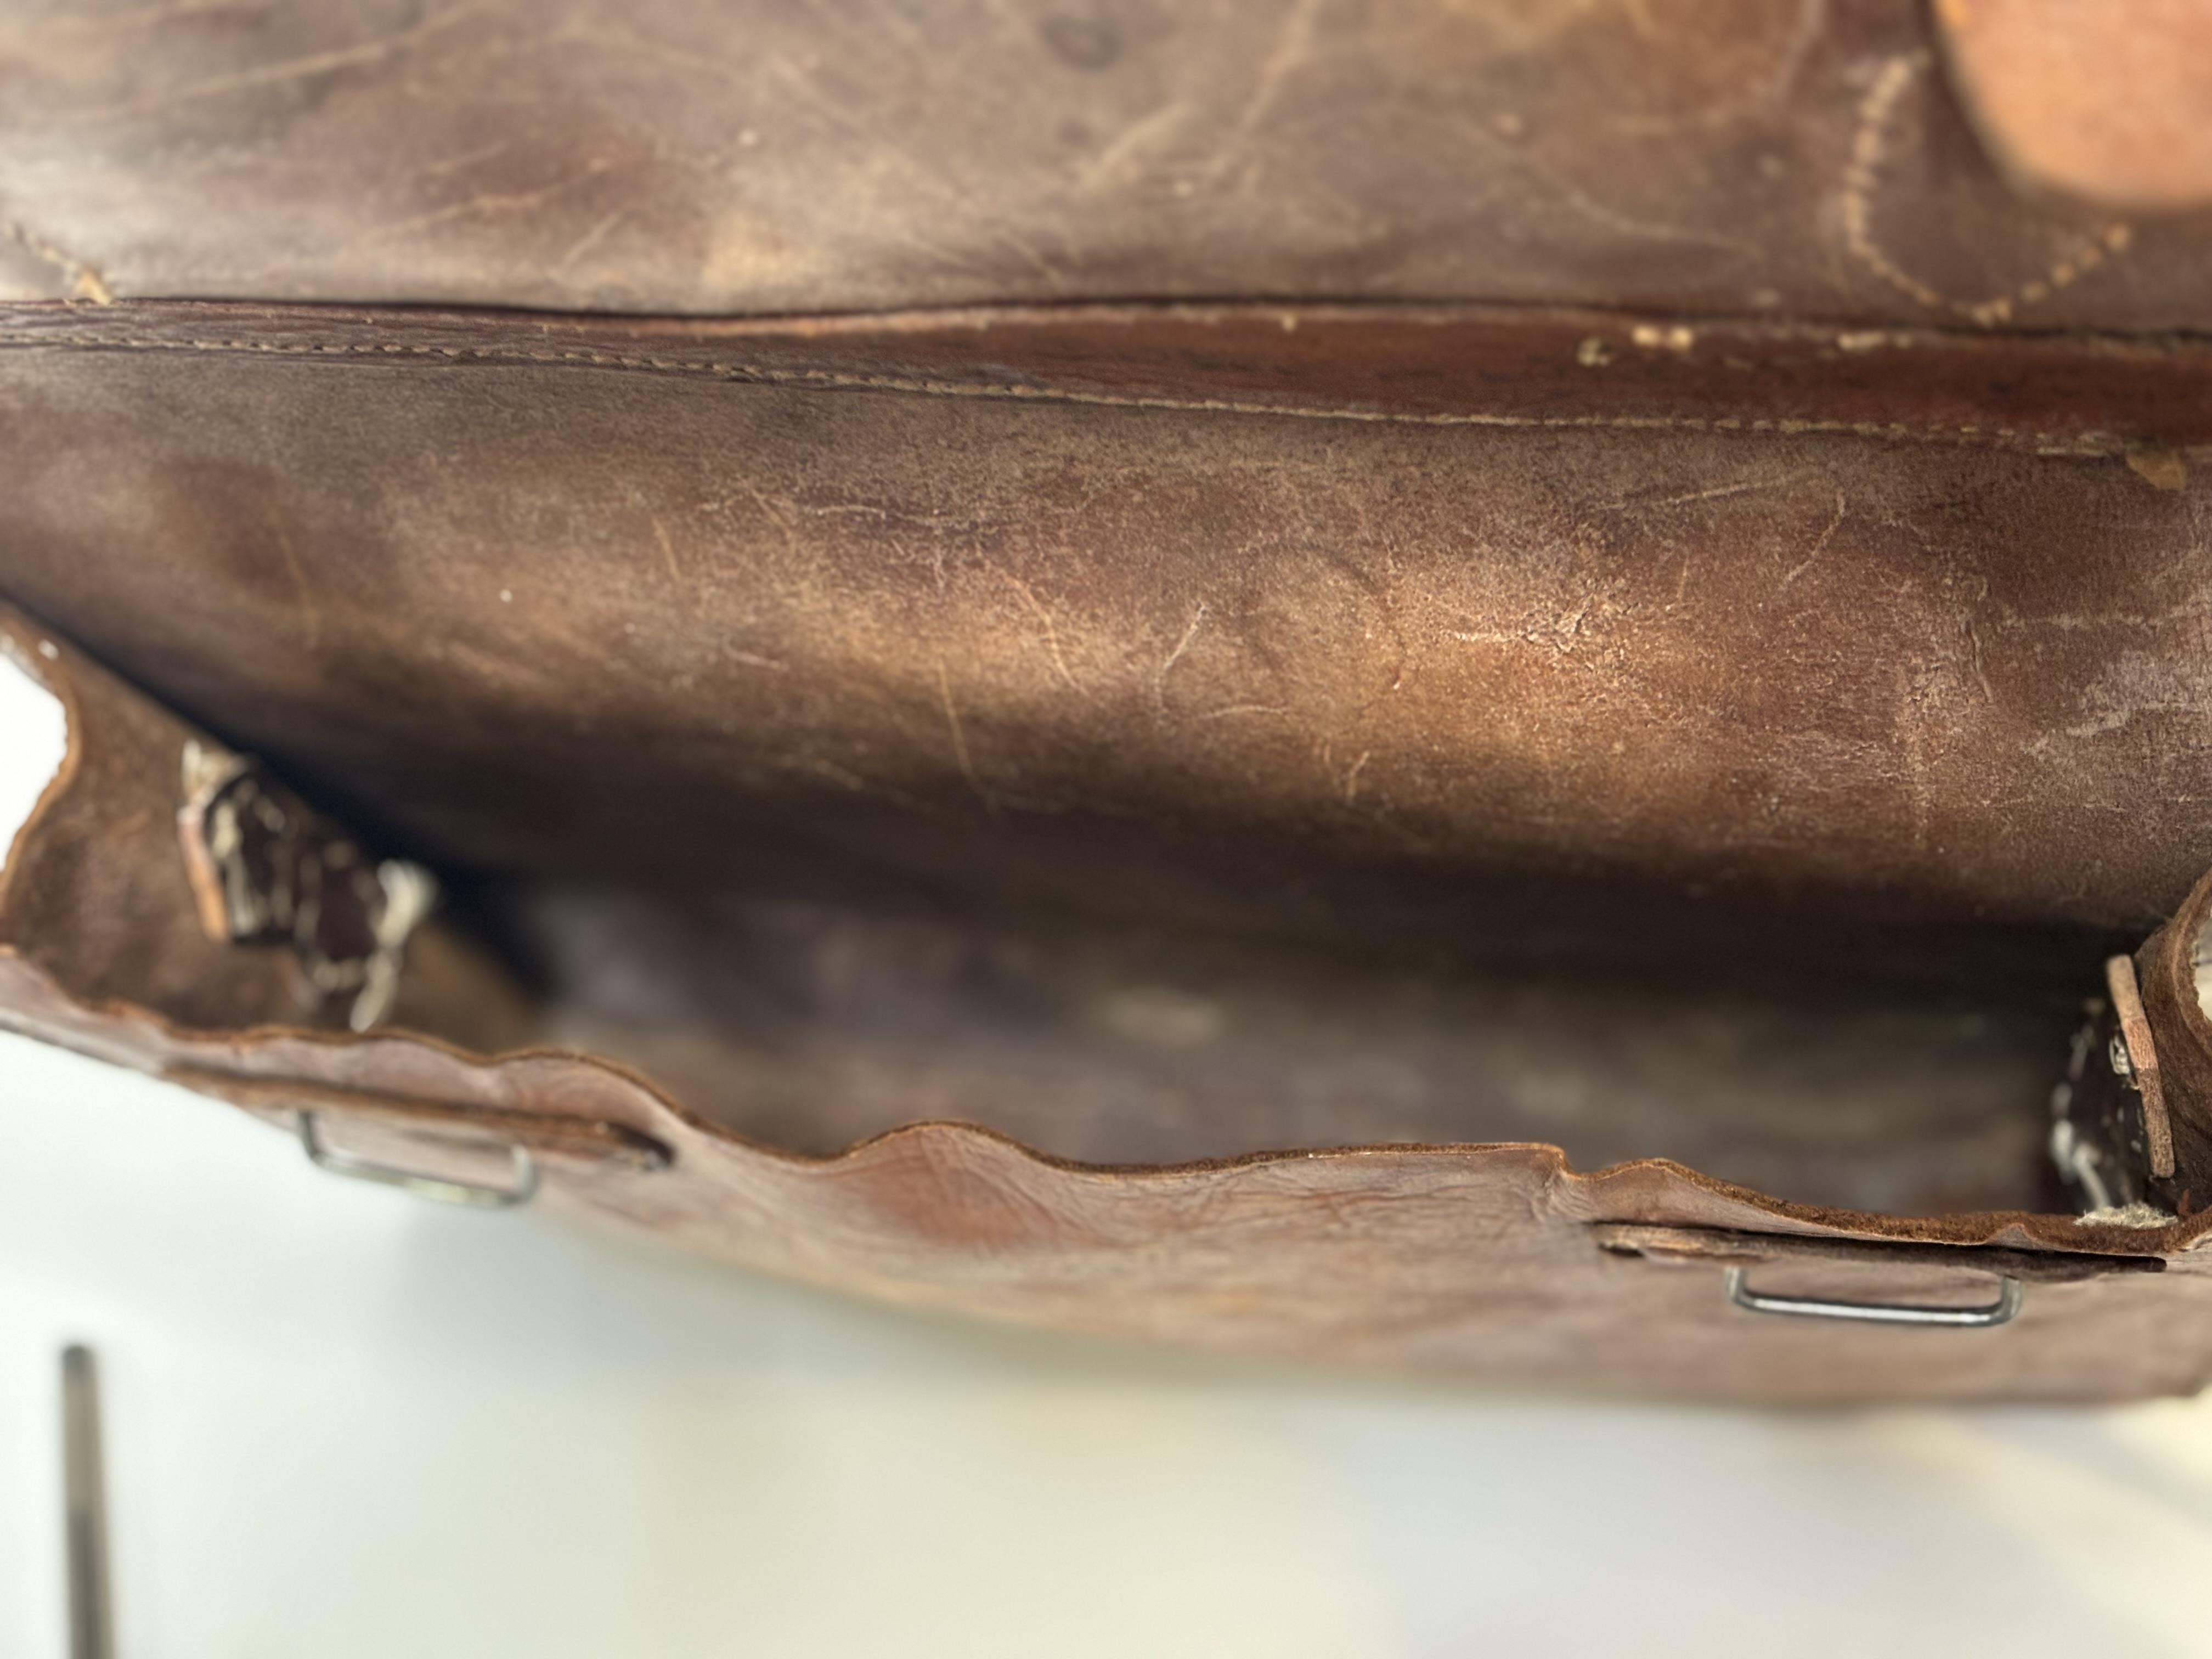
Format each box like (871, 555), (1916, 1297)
(13, 526), (2212, 1402)
(9, 303), (2212, 1210)
(4, 0), (2212, 331)
(0, 304), (2207, 944)
(8, 0), (2212, 1398)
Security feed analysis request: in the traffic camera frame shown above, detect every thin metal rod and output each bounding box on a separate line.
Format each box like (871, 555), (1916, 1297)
(1722, 1266), (2025, 1328)
(60, 1345), (113, 1659)
(297, 1110), (538, 1209)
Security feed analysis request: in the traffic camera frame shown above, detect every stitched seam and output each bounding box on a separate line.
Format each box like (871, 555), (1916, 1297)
(1841, 50), (2133, 329)
(0, 328), (2123, 454)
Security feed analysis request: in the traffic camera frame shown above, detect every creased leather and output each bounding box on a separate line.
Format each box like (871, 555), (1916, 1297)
(2133, 867), (2212, 1219)
(4, 0), (2212, 332)
(7, 0), (2212, 1400)
(10, 605), (2212, 1403)
(1, 307), (2207, 938)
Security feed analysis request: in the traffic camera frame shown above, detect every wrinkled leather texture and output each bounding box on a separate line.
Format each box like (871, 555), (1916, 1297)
(12, 608), (2212, 1404)
(0, 305), (2207, 939)
(3, 0), (2211, 329)
(9, 0), (2212, 1400)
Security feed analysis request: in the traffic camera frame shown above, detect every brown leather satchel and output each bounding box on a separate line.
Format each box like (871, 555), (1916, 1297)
(7, 0), (2212, 1402)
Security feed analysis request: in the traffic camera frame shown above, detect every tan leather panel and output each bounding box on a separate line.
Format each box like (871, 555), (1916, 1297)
(0, 305), (2205, 940)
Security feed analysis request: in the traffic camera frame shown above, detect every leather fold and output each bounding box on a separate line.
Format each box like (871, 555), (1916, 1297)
(2134, 865), (2212, 1216)
(10, 600), (2212, 1403)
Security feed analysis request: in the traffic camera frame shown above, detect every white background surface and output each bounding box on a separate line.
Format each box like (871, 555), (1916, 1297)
(9, 656), (2212, 1657)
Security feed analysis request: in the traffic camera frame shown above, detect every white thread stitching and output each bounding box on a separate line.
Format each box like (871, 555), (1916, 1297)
(1841, 50), (2133, 328)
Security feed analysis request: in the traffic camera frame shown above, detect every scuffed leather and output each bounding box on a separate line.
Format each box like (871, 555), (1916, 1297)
(3, 0), (2211, 330)
(7, 0), (2212, 1400)
(12, 523), (2212, 1403)
(0, 305), (2206, 939)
